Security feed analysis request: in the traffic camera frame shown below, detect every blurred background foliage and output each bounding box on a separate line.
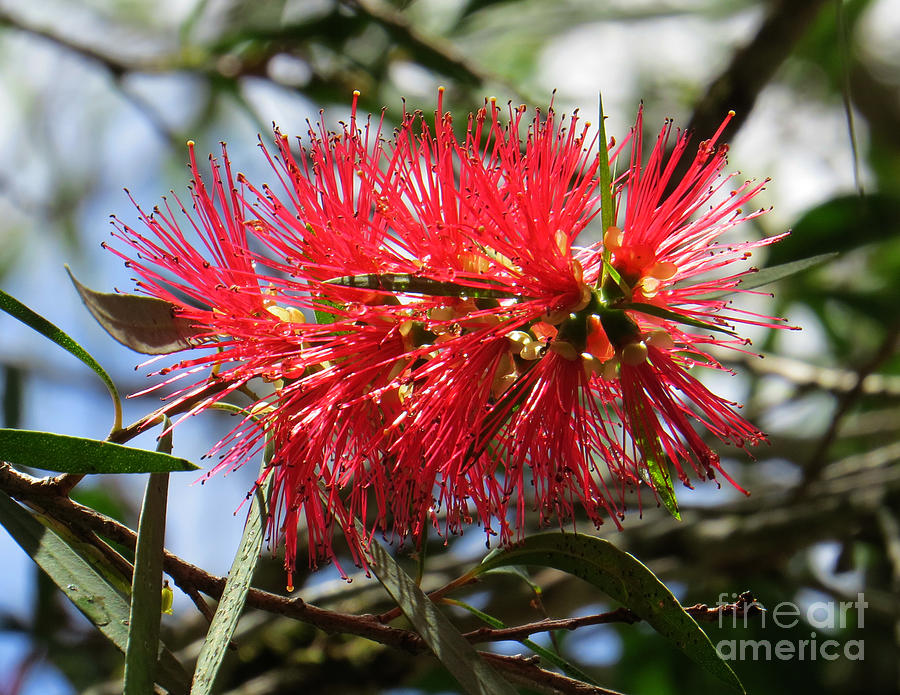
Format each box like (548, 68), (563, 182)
(0, 0), (898, 693)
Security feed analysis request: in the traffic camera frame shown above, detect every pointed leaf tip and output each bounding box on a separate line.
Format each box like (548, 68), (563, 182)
(0, 429), (198, 474)
(67, 266), (203, 355)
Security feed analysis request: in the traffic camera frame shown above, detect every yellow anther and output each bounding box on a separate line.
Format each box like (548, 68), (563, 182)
(491, 372), (518, 399)
(550, 340), (578, 361)
(572, 283), (592, 312)
(542, 309), (569, 325)
(648, 261), (678, 280)
(572, 258), (584, 284)
(604, 226), (624, 251)
(601, 358), (620, 380)
(520, 341), (544, 361)
(266, 305), (292, 322)
(646, 330), (675, 350)
(581, 353), (599, 378)
(621, 341), (649, 366)
(638, 276), (662, 298)
(507, 331), (532, 351)
(429, 306), (456, 322)
(554, 230), (569, 256)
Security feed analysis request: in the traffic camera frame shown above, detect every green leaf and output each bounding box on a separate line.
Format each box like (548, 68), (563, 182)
(475, 533), (745, 693)
(0, 429), (198, 474)
(645, 457), (680, 520)
(623, 375), (680, 519)
(326, 273), (523, 299)
(67, 267), (203, 355)
(190, 464), (272, 695)
(0, 490), (189, 694)
(597, 92), (614, 238)
(622, 302), (739, 337)
(313, 297), (343, 325)
(445, 598), (599, 686)
(365, 531), (518, 695)
(0, 286), (122, 431)
(768, 193), (900, 266)
(124, 424), (172, 695)
(630, 397), (680, 520)
(695, 252), (838, 300)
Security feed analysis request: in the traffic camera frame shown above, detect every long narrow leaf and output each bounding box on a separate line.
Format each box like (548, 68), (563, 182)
(0, 490), (189, 694)
(622, 302), (738, 337)
(365, 531), (517, 695)
(475, 533), (744, 693)
(597, 92), (614, 237)
(0, 287), (122, 431)
(0, 429), (197, 474)
(190, 466), (272, 694)
(694, 252), (838, 300)
(326, 273), (522, 299)
(124, 425), (172, 694)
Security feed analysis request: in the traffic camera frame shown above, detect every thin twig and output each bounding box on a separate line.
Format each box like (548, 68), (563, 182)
(800, 324), (900, 488)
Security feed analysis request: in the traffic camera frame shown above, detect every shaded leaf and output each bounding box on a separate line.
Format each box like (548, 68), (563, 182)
(326, 273), (522, 299)
(0, 490), (189, 694)
(0, 287), (122, 431)
(190, 465), (272, 695)
(67, 267), (203, 355)
(475, 533), (744, 693)
(124, 425), (172, 695)
(365, 531), (518, 695)
(0, 429), (197, 474)
(695, 252), (839, 300)
(768, 193), (900, 265)
(623, 302), (738, 337)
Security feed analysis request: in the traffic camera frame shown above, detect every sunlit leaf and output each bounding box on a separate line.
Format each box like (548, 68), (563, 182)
(0, 429), (197, 474)
(0, 490), (189, 694)
(0, 286), (122, 431)
(475, 533), (744, 693)
(67, 267), (203, 355)
(365, 530), (518, 695)
(598, 92), (615, 239)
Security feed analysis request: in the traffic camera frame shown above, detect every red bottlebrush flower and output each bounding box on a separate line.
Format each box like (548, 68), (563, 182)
(108, 91), (787, 587)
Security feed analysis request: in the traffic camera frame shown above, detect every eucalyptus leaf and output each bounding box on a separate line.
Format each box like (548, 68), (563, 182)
(0, 490), (189, 694)
(475, 533), (745, 693)
(0, 287), (122, 431)
(365, 531), (517, 695)
(695, 252), (838, 301)
(0, 429), (197, 474)
(597, 92), (615, 236)
(190, 465), (272, 695)
(326, 273), (522, 299)
(67, 266), (203, 355)
(124, 424), (172, 695)
(627, 391), (680, 520)
(623, 302), (738, 337)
